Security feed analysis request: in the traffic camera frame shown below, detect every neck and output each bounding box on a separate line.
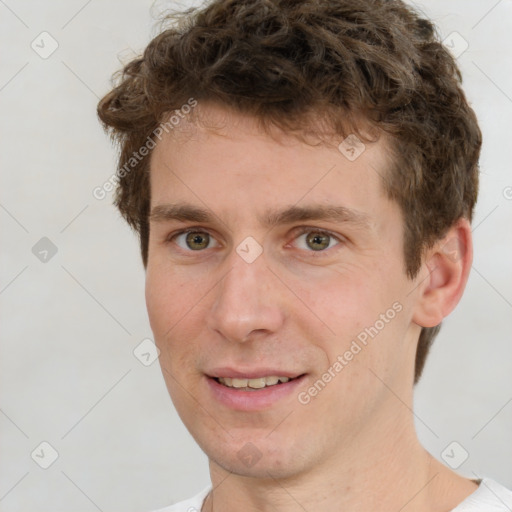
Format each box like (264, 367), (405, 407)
(202, 405), (477, 512)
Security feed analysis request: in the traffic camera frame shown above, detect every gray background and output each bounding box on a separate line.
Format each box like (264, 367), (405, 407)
(0, 1), (511, 511)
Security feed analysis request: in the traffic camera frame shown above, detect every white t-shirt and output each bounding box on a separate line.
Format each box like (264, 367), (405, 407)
(153, 478), (512, 512)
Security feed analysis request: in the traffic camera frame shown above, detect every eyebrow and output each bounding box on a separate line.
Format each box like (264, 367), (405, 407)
(149, 203), (371, 230)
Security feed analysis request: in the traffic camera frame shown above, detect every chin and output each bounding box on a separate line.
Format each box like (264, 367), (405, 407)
(197, 430), (312, 480)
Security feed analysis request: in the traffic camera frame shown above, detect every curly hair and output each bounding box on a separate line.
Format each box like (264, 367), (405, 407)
(97, 0), (481, 383)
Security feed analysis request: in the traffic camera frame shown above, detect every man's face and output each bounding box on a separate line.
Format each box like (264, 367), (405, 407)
(146, 104), (423, 478)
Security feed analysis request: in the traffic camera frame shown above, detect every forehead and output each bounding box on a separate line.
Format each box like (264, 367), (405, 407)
(149, 103), (395, 225)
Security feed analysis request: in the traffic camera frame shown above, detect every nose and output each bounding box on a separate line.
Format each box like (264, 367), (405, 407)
(207, 249), (285, 344)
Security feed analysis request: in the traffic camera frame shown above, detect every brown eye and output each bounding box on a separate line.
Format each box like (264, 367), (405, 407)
(185, 231), (210, 250)
(292, 229), (341, 253)
(170, 229), (220, 253)
(305, 232), (332, 251)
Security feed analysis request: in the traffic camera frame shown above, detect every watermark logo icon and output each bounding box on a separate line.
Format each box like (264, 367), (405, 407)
(237, 442), (262, 468)
(443, 32), (469, 59)
(441, 237), (466, 263)
(338, 134), (366, 161)
(31, 441), (59, 469)
(133, 338), (160, 366)
(441, 441), (469, 469)
(31, 32), (59, 59)
(236, 236), (263, 264)
(32, 237), (58, 263)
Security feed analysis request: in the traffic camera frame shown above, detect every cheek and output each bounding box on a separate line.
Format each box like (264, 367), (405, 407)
(145, 262), (219, 372)
(295, 270), (408, 377)
(145, 269), (204, 400)
(292, 271), (381, 341)
(145, 264), (199, 351)
(145, 269), (173, 336)
(146, 266), (193, 376)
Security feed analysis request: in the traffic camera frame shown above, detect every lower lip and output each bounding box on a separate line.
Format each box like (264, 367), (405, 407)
(206, 376), (306, 411)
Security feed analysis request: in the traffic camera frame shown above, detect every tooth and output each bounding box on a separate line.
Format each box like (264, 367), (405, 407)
(217, 376), (294, 388)
(248, 378), (266, 389)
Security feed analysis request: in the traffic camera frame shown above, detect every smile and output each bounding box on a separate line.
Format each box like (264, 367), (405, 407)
(216, 376), (292, 390)
(206, 372), (306, 411)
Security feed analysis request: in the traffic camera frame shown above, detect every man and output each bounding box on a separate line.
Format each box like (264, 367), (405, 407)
(97, 0), (512, 510)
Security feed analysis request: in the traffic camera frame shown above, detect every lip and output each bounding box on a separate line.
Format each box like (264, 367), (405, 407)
(205, 372), (307, 411)
(206, 367), (302, 379)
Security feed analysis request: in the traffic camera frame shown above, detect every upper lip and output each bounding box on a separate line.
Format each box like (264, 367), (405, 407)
(206, 367), (304, 379)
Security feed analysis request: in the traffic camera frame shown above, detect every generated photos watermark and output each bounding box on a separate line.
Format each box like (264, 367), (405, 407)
(93, 97), (198, 200)
(298, 301), (403, 405)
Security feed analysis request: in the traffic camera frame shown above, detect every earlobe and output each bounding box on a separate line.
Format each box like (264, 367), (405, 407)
(412, 219), (473, 328)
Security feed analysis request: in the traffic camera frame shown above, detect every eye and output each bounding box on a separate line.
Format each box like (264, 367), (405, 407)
(292, 228), (342, 252)
(172, 230), (219, 251)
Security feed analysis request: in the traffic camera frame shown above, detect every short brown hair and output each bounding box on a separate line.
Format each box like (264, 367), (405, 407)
(97, 0), (481, 383)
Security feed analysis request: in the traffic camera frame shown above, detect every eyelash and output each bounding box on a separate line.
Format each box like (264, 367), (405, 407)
(166, 226), (345, 256)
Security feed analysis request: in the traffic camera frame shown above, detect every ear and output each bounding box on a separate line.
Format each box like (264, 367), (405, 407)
(412, 218), (473, 328)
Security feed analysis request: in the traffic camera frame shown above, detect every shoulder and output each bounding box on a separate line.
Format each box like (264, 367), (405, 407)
(149, 486), (211, 512)
(451, 478), (512, 511)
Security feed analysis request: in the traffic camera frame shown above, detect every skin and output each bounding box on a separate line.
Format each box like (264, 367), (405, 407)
(145, 103), (477, 512)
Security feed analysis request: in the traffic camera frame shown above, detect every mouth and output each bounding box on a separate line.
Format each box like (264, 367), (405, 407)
(214, 375), (301, 391)
(205, 370), (307, 411)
